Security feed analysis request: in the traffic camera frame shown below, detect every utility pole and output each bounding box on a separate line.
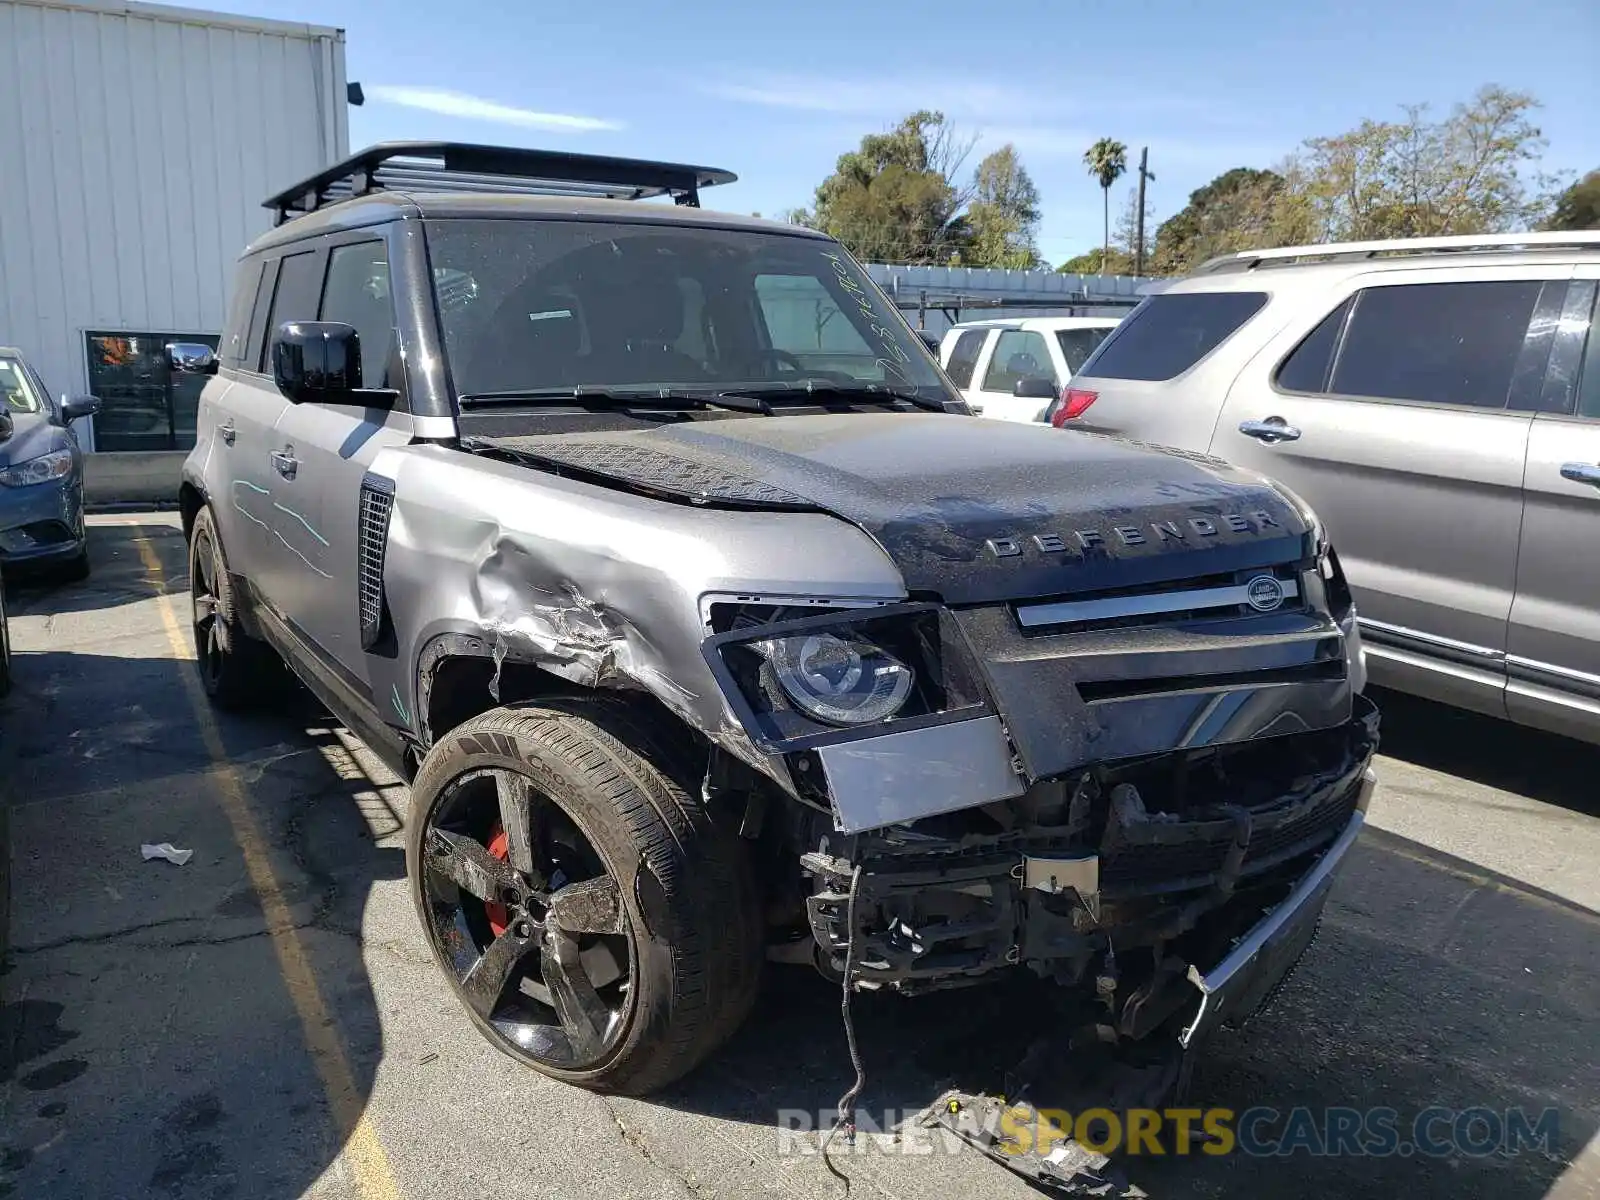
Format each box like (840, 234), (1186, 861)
(1134, 147), (1154, 276)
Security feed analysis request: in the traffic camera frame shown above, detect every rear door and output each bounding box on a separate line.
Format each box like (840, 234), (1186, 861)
(969, 327), (1056, 421)
(1506, 274), (1600, 738)
(1211, 267), (1569, 717)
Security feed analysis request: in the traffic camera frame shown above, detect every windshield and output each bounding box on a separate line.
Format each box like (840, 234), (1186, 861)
(0, 357), (43, 414)
(425, 219), (952, 403)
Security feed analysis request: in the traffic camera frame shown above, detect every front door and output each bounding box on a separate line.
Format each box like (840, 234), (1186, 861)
(267, 237), (414, 688)
(1506, 277), (1600, 739)
(970, 327), (1055, 422)
(1211, 268), (1567, 717)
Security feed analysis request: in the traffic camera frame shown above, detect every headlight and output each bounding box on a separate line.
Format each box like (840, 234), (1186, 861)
(703, 602), (986, 750)
(0, 449), (74, 488)
(756, 632), (914, 726)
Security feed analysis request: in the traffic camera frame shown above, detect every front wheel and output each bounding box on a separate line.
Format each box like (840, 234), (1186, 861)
(407, 700), (763, 1095)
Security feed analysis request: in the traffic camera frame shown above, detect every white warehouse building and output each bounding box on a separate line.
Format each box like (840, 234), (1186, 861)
(0, 0), (349, 454)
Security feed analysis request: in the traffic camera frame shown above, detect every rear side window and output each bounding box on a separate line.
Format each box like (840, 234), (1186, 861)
(943, 329), (987, 387)
(1054, 327), (1113, 375)
(1079, 292), (1267, 381)
(1579, 297), (1600, 420)
(981, 329), (1053, 391)
(1331, 281), (1542, 409)
(1276, 298), (1353, 393)
(221, 260), (262, 368)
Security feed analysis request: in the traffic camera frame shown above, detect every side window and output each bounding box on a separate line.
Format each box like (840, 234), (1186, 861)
(1079, 292), (1267, 382)
(320, 241), (395, 389)
(1054, 327), (1113, 375)
(245, 260), (279, 372)
(1330, 281), (1544, 409)
(981, 329), (1052, 392)
(1276, 298), (1352, 393)
(944, 329), (987, 388)
(1579, 292), (1600, 420)
(260, 250), (325, 371)
(221, 260), (262, 368)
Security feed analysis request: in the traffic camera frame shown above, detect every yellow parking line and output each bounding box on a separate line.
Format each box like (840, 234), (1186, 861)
(133, 531), (402, 1200)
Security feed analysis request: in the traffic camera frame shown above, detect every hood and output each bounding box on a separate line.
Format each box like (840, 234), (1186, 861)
(479, 413), (1310, 605)
(0, 411), (66, 469)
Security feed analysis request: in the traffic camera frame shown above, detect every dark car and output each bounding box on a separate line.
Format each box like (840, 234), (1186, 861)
(0, 348), (100, 581)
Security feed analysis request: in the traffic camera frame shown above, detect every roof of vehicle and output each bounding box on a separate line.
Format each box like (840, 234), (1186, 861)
(1163, 231), (1600, 296)
(244, 190), (832, 255)
(944, 315), (1123, 336)
(0, 347), (22, 358)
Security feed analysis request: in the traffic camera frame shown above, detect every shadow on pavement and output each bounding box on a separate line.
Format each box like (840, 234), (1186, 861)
(1372, 686), (1600, 818)
(0, 522), (405, 1200)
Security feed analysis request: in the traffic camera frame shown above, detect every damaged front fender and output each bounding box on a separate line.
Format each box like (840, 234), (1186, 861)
(360, 444), (907, 784)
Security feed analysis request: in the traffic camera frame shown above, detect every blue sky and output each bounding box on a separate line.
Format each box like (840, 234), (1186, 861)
(247, 0), (1599, 266)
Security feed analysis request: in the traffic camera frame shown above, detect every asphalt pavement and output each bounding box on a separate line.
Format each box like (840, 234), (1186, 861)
(0, 514), (1596, 1199)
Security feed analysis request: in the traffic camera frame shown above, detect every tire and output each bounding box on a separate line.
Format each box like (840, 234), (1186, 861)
(407, 698), (763, 1095)
(187, 506), (281, 709)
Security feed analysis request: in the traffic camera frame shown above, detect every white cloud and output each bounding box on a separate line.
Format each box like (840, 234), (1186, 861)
(366, 86), (623, 133)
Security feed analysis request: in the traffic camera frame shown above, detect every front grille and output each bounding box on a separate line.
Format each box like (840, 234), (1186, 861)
(1014, 565), (1304, 634)
(357, 474), (395, 650)
(1101, 774), (1362, 896)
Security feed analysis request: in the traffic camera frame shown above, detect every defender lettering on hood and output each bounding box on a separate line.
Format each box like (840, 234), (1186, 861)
(986, 509), (1283, 558)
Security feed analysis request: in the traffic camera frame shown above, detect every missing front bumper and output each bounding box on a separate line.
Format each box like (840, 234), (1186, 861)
(1178, 772), (1373, 1047)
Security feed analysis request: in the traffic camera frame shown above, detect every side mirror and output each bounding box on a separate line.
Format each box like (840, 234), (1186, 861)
(59, 394), (102, 423)
(272, 321), (365, 405)
(1013, 376), (1058, 400)
(166, 342), (218, 375)
(0, 410), (12, 444)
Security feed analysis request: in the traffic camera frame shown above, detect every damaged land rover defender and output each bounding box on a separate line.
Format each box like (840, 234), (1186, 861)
(178, 143), (1378, 1098)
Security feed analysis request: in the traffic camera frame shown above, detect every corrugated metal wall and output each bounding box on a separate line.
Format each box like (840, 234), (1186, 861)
(0, 0), (348, 447)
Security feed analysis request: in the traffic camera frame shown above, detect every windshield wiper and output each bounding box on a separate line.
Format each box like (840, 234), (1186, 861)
(458, 387), (771, 415)
(721, 383), (950, 413)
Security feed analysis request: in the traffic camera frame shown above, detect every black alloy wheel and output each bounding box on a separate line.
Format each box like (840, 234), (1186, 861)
(418, 763), (634, 1068)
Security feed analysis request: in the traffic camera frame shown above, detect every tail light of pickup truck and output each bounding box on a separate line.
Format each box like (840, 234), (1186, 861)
(1050, 387), (1098, 426)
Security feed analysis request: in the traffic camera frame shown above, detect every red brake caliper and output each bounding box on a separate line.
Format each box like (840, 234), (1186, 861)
(484, 825), (511, 937)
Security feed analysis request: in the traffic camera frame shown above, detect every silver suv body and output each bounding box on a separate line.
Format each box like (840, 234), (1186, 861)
(178, 143), (1375, 1102)
(1067, 232), (1600, 745)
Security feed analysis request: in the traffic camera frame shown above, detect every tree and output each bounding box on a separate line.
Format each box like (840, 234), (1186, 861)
(1083, 138), (1128, 267)
(1150, 168), (1290, 274)
(800, 110), (978, 265)
(1056, 247), (1136, 275)
(1545, 170), (1600, 230)
(964, 145), (1042, 268)
(1279, 85), (1555, 241)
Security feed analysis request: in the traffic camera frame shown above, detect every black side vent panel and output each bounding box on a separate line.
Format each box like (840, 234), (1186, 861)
(358, 474), (396, 652)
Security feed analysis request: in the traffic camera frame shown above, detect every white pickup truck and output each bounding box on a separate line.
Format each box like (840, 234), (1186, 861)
(938, 315), (1120, 422)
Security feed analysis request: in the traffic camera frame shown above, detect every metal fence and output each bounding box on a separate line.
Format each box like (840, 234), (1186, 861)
(863, 264), (1159, 334)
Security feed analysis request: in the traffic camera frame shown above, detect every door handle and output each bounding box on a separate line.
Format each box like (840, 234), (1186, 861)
(1238, 417), (1302, 444)
(270, 449), (298, 480)
(1559, 462), (1600, 486)
(217, 420), (236, 446)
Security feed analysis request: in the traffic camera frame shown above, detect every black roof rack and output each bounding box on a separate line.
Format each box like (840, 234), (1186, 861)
(264, 141), (738, 226)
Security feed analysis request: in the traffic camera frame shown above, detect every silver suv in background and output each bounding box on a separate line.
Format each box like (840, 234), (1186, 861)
(1063, 231), (1600, 745)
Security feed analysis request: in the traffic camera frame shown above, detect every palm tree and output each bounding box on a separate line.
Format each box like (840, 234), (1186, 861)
(1083, 138), (1128, 269)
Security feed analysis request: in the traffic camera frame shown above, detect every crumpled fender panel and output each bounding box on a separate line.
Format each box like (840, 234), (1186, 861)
(479, 413), (1310, 605)
(360, 443), (906, 782)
